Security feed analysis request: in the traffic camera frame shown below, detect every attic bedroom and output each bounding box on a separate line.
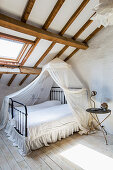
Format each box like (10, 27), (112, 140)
(0, 0), (113, 169)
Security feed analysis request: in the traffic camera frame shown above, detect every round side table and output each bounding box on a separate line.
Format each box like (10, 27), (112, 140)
(86, 108), (111, 145)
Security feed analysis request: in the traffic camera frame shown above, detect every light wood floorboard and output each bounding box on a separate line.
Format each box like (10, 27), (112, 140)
(0, 130), (113, 170)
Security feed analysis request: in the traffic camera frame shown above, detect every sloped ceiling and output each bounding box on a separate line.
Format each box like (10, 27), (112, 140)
(0, 0), (102, 87)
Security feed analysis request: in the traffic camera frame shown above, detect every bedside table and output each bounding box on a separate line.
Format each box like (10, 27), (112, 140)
(86, 108), (111, 145)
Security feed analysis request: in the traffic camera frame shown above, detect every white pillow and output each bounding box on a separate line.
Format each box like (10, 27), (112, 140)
(33, 100), (61, 109)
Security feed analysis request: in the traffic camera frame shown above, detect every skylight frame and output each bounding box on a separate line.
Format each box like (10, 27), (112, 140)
(0, 33), (31, 66)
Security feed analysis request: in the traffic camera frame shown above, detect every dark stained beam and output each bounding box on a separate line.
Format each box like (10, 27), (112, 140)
(64, 25), (104, 61)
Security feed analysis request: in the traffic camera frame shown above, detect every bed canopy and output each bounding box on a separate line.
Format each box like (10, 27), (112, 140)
(0, 58), (90, 133)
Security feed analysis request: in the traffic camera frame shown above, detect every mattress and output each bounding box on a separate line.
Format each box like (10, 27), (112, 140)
(12, 101), (77, 141)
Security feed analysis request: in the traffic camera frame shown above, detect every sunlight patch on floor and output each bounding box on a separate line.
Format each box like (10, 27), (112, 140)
(60, 144), (113, 170)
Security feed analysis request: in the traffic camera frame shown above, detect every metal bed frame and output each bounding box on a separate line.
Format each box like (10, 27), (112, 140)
(9, 87), (67, 137)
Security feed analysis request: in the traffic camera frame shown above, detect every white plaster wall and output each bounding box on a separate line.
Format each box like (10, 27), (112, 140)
(68, 26), (113, 134)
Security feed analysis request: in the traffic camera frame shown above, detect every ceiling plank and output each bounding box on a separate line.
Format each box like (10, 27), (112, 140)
(53, 13), (95, 59)
(42, 0), (65, 30)
(21, 0), (36, 23)
(0, 65), (41, 75)
(59, 0), (90, 35)
(0, 13), (88, 49)
(64, 25), (104, 61)
(19, 0), (90, 85)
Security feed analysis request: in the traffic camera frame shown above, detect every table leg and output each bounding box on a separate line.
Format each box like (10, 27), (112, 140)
(95, 114), (108, 145)
(90, 113), (108, 145)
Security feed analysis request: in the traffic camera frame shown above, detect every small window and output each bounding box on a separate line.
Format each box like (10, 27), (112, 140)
(0, 38), (24, 60)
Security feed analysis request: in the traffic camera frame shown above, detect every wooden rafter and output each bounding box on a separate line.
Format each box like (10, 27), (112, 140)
(19, 0), (90, 85)
(42, 0), (65, 30)
(54, 13), (95, 59)
(0, 13), (88, 49)
(0, 32), (35, 44)
(64, 25), (104, 61)
(8, 0), (65, 86)
(21, 0), (36, 23)
(59, 0), (90, 35)
(0, 65), (41, 75)
(7, 0), (37, 86)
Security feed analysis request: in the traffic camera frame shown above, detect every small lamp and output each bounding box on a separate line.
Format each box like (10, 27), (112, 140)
(90, 91), (97, 108)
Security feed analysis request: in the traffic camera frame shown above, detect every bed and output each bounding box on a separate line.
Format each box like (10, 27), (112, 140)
(6, 87), (81, 155)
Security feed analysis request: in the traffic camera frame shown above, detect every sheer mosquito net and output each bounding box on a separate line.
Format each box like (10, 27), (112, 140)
(0, 58), (90, 133)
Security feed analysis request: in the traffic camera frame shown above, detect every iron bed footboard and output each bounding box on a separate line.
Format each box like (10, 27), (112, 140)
(9, 98), (28, 137)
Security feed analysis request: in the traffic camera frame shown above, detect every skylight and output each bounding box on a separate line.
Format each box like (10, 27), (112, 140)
(0, 38), (24, 60)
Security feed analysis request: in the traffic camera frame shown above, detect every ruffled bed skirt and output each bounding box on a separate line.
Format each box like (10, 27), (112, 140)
(5, 121), (79, 156)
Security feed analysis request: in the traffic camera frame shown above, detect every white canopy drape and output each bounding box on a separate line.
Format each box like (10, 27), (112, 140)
(0, 58), (90, 133)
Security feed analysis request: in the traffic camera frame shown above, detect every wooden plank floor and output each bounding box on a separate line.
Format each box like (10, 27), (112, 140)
(0, 130), (113, 170)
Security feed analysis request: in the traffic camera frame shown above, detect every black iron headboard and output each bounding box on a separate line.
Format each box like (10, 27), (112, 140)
(50, 87), (67, 104)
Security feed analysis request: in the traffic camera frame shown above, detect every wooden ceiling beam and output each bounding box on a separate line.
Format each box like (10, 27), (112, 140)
(54, 13), (95, 59)
(10, 0), (65, 86)
(19, 0), (90, 86)
(33, 0), (90, 65)
(42, 0), (65, 30)
(0, 13), (88, 49)
(59, 0), (90, 35)
(64, 25), (104, 61)
(21, 0), (36, 23)
(7, 74), (17, 86)
(0, 65), (41, 75)
(7, 0), (37, 86)
(0, 74), (2, 79)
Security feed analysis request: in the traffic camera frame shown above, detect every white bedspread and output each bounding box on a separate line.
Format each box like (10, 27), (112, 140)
(12, 102), (77, 141)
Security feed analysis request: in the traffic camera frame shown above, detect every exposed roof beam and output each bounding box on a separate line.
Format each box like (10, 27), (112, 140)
(21, 0), (65, 65)
(64, 25), (104, 61)
(32, 0), (90, 66)
(19, 74), (30, 86)
(7, 0), (37, 86)
(54, 13), (95, 59)
(7, 74), (17, 86)
(34, 42), (56, 68)
(0, 13), (88, 49)
(21, 0), (36, 23)
(59, 0), (90, 35)
(0, 65), (41, 75)
(42, 0), (65, 30)
(9, 0), (65, 86)
(0, 74), (2, 79)
(19, 0), (90, 85)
